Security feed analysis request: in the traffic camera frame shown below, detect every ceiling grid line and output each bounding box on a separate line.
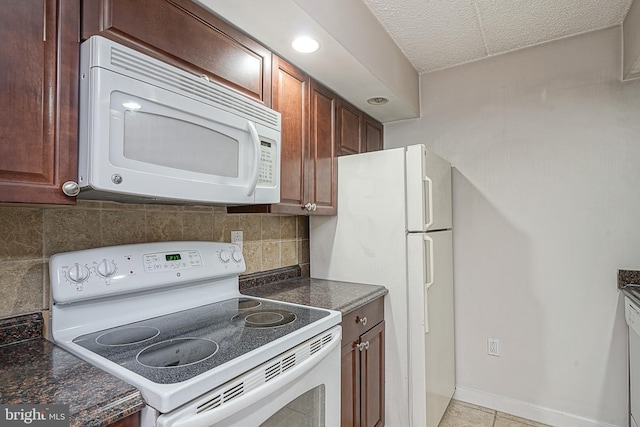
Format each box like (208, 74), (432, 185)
(471, 0), (490, 57)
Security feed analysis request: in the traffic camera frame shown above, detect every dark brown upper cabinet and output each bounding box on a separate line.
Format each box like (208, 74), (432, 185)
(81, 0), (272, 105)
(363, 114), (383, 152)
(337, 100), (384, 157)
(337, 99), (363, 156)
(0, 0), (79, 205)
(230, 57), (337, 215)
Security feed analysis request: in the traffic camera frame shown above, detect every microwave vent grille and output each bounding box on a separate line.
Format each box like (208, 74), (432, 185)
(108, 47), (280, 130)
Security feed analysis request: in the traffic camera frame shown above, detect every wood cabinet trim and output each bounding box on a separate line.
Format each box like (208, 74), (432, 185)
(363, 113), (383, 152)
(107, 412), (140, 427)
(0, 0), (78, 205)
(341, 297), (384, 344)
(360, 320), (385, 427)
(336, 98), (363, 157)
(309, 80), (337, 215)
(269, 56), (309, 215)
(81, 0), (272, 105)
(340, 296), (385, 427)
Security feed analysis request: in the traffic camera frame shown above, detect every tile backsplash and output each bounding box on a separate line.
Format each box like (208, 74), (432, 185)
(0, 201), (309, 319)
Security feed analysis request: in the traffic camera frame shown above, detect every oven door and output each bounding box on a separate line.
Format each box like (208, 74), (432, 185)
(152, 326), (341, 427)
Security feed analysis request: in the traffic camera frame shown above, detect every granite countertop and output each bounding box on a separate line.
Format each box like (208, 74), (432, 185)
(0, 313), (144, 427)
(241, 276), (388, 314)
(619, 270), (640, 307)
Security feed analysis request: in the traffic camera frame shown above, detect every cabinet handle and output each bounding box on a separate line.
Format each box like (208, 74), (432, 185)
(356, 341), (370, 352)
(356, 316), (368, 326)
(42, 1), (47, 41)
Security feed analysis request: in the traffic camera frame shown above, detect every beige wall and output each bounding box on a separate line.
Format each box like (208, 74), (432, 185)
(0, 200), (309, 319)
(385, 26), (640, 427)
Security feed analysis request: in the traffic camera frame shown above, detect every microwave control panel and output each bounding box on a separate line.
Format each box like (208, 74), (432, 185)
(258, 140), (276, 186)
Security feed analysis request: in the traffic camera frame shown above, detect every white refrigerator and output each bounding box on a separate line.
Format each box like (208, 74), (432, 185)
(310, 144), (455, 427)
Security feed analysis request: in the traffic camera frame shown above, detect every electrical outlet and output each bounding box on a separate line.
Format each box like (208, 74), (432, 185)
(231, 230), (243, 251)
(487, 338), (500, 357)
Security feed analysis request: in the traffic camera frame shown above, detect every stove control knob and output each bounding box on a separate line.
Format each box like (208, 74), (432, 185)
(232, 250), (243, 262)
(67, 263), (90, 284)
(96, 259), (117, 278)
(219, 250), (231, 263)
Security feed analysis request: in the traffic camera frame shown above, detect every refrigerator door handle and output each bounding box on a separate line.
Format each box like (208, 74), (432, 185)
(424, 175), (434, 230)
(424, 235), (434, 334)
(424, 235), (434, 290)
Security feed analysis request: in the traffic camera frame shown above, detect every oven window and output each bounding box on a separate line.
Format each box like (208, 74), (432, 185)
(260, 385), (325, 427)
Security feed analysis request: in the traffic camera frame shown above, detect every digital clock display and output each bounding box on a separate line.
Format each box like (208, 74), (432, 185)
(165, 254), (181, 261)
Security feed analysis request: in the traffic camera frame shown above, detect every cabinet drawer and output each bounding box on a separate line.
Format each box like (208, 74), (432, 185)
(341, 297), (384, 344)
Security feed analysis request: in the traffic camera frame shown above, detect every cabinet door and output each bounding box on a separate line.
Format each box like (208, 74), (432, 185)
(108, 412), (139, 427)
(82, 0), (271, 105)
(0, 0), (78, 204)
(360, 320), (385, 427)
(270, 56), (308, 214)
(336, 99), (363, 156)
(309, 81), (337, 215)
(341, 340), (361, 427)
(363, 114), (383, 152)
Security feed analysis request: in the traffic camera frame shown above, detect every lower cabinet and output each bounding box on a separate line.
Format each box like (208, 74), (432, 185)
(341, 297), (385, 427)
(108, 412), (139, 427)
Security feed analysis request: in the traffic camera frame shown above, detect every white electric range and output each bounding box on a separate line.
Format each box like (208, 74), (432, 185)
(49, 241), (341, 427)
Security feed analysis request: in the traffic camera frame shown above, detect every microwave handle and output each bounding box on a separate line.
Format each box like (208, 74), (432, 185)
(246, 121), (260, 197)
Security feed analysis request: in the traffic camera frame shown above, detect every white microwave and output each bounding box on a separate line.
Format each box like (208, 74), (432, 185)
(74, 36), (281, 206)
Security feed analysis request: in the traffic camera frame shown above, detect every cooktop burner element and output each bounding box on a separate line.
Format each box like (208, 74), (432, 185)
(233, 309), (297, 328)
(137, 338), (219, 368)
(97, 326), (160, 346)
(70, 296), (328, 384)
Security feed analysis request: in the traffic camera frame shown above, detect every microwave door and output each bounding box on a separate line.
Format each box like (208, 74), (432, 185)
(82, 67), (259, 204)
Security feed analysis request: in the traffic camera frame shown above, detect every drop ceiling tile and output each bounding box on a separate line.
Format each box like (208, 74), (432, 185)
(474, 0), (632, 54)
(362, 0), (488, 73)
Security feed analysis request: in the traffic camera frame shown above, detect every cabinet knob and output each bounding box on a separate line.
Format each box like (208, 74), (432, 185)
(311, 203), (317, 211)
(304, 203), (313, 211)
(61, 181), (80, 197)
(356, 316), (368, 326)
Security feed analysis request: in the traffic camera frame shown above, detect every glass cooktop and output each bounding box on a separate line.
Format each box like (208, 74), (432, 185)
(72, 297), (329, 384)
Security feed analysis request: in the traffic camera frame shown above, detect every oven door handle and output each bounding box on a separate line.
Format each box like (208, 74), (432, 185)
(157, 326), (341, 427)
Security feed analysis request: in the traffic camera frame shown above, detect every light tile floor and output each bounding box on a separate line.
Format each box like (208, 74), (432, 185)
(440, 400), (551, 427)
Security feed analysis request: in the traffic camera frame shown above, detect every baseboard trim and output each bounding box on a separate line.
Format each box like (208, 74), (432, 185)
(453, 386), (620, 427)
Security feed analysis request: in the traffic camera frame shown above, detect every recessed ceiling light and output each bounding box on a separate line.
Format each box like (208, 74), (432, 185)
(367, 97), (388, 105)
(292, 36), (320, 53)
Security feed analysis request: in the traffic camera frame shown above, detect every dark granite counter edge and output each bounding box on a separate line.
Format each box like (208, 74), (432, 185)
(240, 265), (301, 291)
(332, 285), (388, 314)
(618, 269), (640, 307)
(0, 312), (43, 347)
(243, 275), (388, 315)
(73, 390), (145, 427)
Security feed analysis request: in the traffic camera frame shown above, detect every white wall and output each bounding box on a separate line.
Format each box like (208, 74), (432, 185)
(385, 26), (640, 427)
